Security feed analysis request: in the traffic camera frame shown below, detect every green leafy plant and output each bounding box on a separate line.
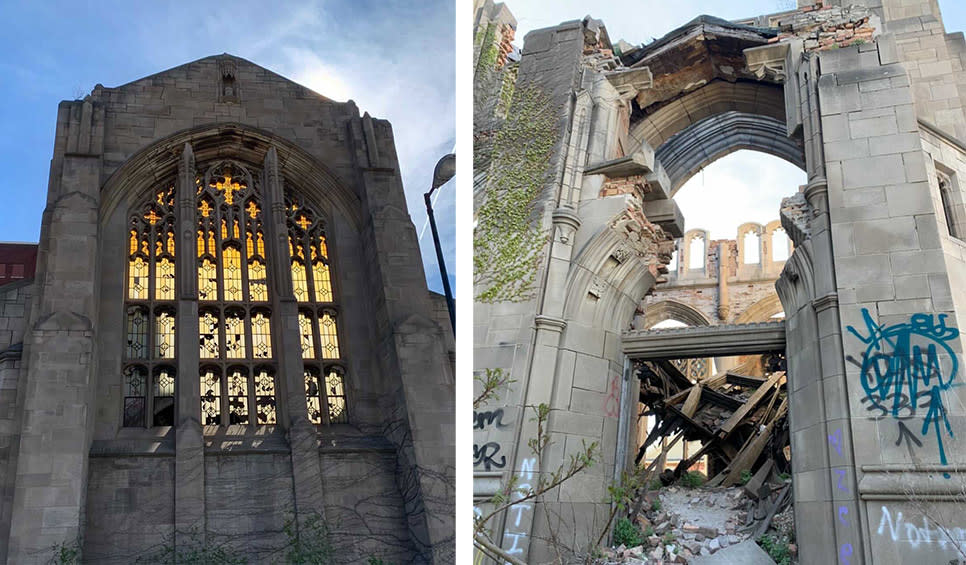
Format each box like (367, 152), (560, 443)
(474, 84), (559, 303)
(661, 531), (676, 545)
(678, 471), (706, 488)
(282, 511), (333, 565)
(48, 540), (80, 565)
(134, 529), (248, 564)
(613, 517), (647, 548)
(739, 469), (753, 485)
(758, 534), (792, 565)
(651, 498), (662, 512)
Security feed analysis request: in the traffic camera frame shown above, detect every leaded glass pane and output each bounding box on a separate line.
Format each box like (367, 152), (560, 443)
(155, 310), (175, 359)
(156, 257), (175, 300)
(126, 307), (148, 359)
(326, 369), (347, 424)
(298, 311), (315, 358)
(123, 366), (146, 427)
(254, 370), (276, 424)
(292, 260), (309, 302)
(201, 369), (221, 425)
(227, 369), (249, 424)
(251, 312), (272, 358)
(224, 310), (246, 359)
(153, 368), (175, 426)
(199, 257), (218, 300)
(128, 256), (149, 300)
(319, 312), (340, 359)
(248, 258), (268, 302)
(312, 261), (332, 302)
(199, 311), (220, 359)
(223, 247), (243, 301)
(305, 370), (322, 424)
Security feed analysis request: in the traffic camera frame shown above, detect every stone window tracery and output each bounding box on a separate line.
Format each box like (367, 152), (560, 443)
(194, 161), (276, 426)
(287, 194), (349, 425)
(123, 156), (348, 429)
(123, 186), (178, 427)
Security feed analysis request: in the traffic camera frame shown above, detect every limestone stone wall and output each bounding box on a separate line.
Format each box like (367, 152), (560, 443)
(0, 281), (33, 563)
(84, 456), (175, 563)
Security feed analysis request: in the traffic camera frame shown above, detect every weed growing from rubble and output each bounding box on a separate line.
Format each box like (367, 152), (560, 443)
(651, 498), (662, 512)
(613, 517), (647, 548)
(739, 469), (753, 485)
(758, 534), (792, 565)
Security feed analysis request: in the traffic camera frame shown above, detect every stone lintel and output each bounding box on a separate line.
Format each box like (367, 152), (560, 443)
(604, 66), (654, 100)
(623, 321), (786, 359)
(584, 145), (656, 179)
(642, 199), (684, 238)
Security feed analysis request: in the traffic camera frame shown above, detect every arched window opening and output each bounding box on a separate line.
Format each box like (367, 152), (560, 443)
(772, 228), (790, 261)
(288, 193), (349, 424)
(743, 231), (760, 264)
(192, 161), (277, 427)
(122, 186), (177, 427)
(688, 236), (705, 270)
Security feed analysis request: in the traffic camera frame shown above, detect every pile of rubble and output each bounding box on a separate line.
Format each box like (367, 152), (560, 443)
(599, 483), (794, 564)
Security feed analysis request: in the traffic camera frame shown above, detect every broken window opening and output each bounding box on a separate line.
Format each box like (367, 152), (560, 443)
(634, 353), (790, 488)
(743, 231), (760, 264)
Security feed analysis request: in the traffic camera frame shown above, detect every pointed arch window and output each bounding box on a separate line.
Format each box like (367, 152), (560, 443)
(122, 186), (178, 427)
(123, 155), (349, 430)
(287, 194), (350, 425)
(192, 161), (277, 427)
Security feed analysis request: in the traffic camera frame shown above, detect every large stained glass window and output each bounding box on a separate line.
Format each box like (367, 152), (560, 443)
(289, 194), (349, 425)
(122, 186), (177, 427)
(124, 156), (348, 429)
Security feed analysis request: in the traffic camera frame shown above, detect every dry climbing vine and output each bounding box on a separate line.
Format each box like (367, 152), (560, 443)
(474, 84), (559, 303)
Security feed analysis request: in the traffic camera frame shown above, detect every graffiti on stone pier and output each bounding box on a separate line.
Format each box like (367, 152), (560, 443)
(473, 408), (514, 471)
(877, 505), (966, 554)
(847, 309), (959, 478)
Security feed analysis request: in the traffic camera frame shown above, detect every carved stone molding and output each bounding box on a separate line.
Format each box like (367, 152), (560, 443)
(552, 207), (581, 245)
(744, 43), (790, 82)
(812, 293), (839, 313)
(588, 276), (606, 299)
(534, 314), (567, 333)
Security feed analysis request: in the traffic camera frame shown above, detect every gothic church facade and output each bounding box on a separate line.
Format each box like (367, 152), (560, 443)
(0, 55), (454, 564)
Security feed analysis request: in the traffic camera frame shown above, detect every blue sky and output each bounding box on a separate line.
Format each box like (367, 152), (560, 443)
(0, 0), (455, 294)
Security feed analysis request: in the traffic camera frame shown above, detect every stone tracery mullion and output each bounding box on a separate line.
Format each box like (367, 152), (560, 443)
(124, 182), (177, 427)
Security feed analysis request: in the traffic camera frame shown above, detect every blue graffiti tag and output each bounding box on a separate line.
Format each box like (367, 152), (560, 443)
(847, 309), (959, 478)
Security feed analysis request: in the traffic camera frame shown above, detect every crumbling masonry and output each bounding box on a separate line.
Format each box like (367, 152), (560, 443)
(474, 0), (966, 562)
